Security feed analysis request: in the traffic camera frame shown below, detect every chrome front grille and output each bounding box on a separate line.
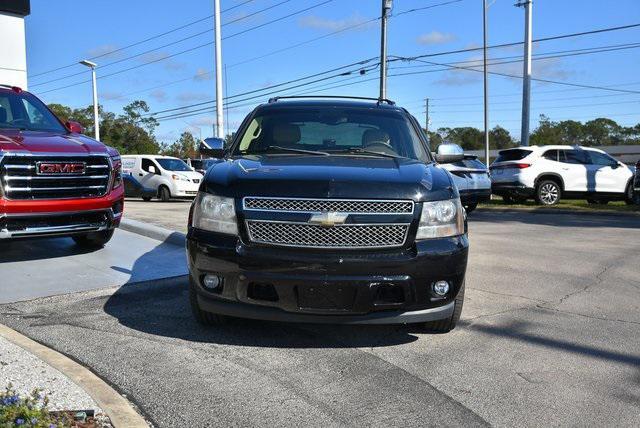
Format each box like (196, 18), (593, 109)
(0, 155), (111, 200)
(246, 221), (409, 249)
(243, 197), (414, 214)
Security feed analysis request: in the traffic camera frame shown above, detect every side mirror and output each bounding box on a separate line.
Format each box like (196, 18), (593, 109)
(148, 165), (157, 174)
(436, 153), (464, 163)
(65, 120), (84, 134)
(200, 137), (226, 158)
(610, 162), (619, 169)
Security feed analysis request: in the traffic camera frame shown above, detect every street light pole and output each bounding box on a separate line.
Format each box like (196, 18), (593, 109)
(425, 98), (430, 132)
(482, 0), (490, 167)
(213, 0), (224, 138)
(379, 0), (392, 100)
(79, 60), (99, 141)
(517, 0), (533, 146)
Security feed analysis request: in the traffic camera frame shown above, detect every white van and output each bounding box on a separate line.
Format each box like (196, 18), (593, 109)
(121, 155), (203, 201)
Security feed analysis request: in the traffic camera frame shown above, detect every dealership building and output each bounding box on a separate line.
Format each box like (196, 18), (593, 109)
(0, 0), (30, 89)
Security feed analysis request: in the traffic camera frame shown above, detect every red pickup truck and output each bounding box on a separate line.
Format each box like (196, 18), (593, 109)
(0, 85), (124, 247)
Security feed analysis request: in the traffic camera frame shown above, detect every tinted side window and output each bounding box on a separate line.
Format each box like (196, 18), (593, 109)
(141, 158), (156, 173)
(494, 149), (532, 162)
(542, 150), (558, 161)
(588, 151), (616, 166)
(561, 150), (589, 165)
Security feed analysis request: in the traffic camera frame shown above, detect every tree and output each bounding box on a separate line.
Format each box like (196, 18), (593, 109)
(161, 132), (198, 158)
(489, 126), (516, 149)
(47, 101), (160, 155)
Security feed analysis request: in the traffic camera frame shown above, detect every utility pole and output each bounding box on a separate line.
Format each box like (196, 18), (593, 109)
(379, 0), (392, 100)
(517, 0), (532, 146)
(425, 98), (430, 132)
(213, 0), (224, 138)
(79, 60), (99, 141)
(482, 0), (490, 167)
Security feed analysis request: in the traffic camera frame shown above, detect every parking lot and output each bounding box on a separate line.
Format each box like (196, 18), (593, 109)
(1, 208), (638, 426)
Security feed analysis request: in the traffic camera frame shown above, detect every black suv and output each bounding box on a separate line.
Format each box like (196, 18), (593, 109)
(187, 97), (468, 333)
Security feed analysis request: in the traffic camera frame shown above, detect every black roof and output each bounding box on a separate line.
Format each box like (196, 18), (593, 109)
(255, 98), (405, 113)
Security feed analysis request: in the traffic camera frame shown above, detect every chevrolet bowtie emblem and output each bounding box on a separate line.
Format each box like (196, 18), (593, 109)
(308, 212), (348, 227)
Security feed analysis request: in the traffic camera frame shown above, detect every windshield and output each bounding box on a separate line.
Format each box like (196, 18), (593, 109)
(233, 108), (430, 161)
(0, 90), (66, 132)
(156, 158), (192, 171)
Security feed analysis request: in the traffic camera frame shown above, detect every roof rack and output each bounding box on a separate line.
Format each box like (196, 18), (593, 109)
(267, 95), (396, 106)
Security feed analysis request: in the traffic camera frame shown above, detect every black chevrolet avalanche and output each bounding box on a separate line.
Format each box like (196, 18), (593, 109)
(187, 97), (468, 333)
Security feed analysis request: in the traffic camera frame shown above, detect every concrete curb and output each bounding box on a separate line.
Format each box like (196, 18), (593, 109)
(119, 218), (186, 246)
(0, 323), (148, 428)
(477, 206), (640, 217)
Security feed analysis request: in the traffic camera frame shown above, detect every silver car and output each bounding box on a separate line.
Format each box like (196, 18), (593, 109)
(437, 144), (492, 213)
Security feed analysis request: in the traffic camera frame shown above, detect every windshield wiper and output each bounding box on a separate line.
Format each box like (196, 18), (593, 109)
(254, 146), (330, 156)
(330, 147), (403, 159)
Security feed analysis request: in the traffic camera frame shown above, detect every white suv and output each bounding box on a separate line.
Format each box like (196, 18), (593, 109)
(490, 145), (635, 205)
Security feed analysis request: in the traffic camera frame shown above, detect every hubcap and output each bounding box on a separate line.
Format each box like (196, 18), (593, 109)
(540, 183), (559, 204)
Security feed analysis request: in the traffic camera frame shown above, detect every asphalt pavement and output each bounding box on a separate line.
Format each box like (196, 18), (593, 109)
(0, 229), (187, 303)
(1, 211), (639, 427)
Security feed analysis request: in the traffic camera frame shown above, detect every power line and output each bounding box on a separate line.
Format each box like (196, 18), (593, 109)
(430, 99), (640, 114)
(31, 0), (296, 88)
(28, 0), (258, 79)
(35, 0), (337, 94)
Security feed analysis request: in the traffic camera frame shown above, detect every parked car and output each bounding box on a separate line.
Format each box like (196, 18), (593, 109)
(490, 145), (635, 205)
(436, 144), (491, 213)
(123, 172), (156, 201)
(121, 155), (203, 201)
(634, 159), (640, 205)
(184, 158), (218, 175)
(187, 96), (468, 333)
(0, 84), (123, 247)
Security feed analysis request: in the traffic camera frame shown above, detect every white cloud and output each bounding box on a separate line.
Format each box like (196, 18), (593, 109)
(149, 89), (167, 103)
(86, 44), (122, 59)
(101, 91), (125, 101)
(298, 14), (374, 32)
(193, 68), (213, 82)
(136, 51), (185, 71)
(416, 31), (456, 46)
(176, 91), (211, 102)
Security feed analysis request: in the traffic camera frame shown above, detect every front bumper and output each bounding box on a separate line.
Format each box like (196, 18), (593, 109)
(459, 188), (491, 205)
(0, 187), (124, 240)
(187, 229), (468, 324)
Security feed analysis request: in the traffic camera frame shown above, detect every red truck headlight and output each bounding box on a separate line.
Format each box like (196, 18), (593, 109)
(111, 156), (123, 190)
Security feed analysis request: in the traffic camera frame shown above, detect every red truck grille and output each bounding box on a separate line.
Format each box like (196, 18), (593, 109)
(0, 155), (111, 200)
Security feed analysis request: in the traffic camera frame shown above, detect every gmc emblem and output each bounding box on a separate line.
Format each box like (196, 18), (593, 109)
(37, 162), (86, 175)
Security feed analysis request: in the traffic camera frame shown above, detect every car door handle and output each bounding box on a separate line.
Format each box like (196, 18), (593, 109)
(138, 173), (144, 176)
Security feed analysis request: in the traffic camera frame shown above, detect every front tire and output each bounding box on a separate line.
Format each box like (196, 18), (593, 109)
(72, 229), (114, 249)
(625, 182), (634, 205)
(159, 186), (171, 202)
(536, 180), (561, 205)
(189, 276), (226, 326)
(422, 282), (465, 334)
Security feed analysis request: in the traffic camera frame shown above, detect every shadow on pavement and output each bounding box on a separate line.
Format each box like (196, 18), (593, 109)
(0, 238), (97, 263)
(103, 275), (419, 349)
(471, 210), (639, 229)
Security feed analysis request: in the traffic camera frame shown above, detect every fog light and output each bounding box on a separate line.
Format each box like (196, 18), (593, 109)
(432, 280), (450, 296)
(202, 274), (222, 291)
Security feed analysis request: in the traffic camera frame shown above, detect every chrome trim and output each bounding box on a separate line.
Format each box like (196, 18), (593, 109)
(242, 196), (415, 215)
(245, 220), (410, 249)
(3, 164), (35, 170)
(6, 185), (106, 192)
(4, 175), (109, 181)
(0, 153), (113, 201)
(0, 208), (115, 239)
(0, 223), (108, 239)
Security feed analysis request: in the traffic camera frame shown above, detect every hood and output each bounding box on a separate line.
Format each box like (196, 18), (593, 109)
(0, 130), (109, 155)
(204, 155), (457, 202)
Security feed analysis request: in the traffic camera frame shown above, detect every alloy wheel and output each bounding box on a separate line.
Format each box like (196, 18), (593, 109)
(540, 183), (559, 205)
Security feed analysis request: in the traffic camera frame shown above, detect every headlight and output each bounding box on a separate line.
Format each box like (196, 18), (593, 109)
(192, 193), (238, 235)
(111, 157), (122, 189)
(172, 174), (190, 182)
(416, 198), (464, 239)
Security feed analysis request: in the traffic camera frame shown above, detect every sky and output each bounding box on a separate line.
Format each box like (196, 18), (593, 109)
(23, 0), (640, 145)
